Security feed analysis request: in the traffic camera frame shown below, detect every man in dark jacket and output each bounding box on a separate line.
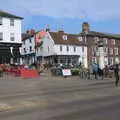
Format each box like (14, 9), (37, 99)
(114, 64), (119, 86)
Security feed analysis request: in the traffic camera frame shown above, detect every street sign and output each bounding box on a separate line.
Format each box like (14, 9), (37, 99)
(62, 69), (72, 76)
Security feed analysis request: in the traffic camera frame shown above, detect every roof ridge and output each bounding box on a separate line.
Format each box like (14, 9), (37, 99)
(0, 10), (23, 19)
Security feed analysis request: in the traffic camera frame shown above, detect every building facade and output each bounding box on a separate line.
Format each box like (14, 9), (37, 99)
(21, 30), (36, 65)
(22, 29), (88, 68)
(0, 10), (23, 64)
(81, 22), (120, 69)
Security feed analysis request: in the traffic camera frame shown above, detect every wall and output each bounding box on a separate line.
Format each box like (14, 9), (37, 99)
(21, 36), (35, 55)
(0, 17), (22, 43)
(36, 32), (55, 57)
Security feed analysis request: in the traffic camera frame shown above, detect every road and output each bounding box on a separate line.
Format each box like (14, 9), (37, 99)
(0, 75), (120, 120)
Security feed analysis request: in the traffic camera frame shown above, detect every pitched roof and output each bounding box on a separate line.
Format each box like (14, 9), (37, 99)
(81, 31), (120, 39)
(0, 10), (23, 19)
(49, 31), (85, 45)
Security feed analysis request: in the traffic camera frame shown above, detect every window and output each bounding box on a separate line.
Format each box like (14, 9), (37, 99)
(114, 48), (118, 55)
(92, 46), (98, 56)
(23, 40), (25, 45)
(60, 45), (62, 51)
(0, 32), (3, 40)
(109, 57), (113, 65)
(0, 17), (3, 25)
(10, 33), (15, 41)
(62, 35), (67, 40)
(29, 38), (32, 43)
(66, 46), (69, 52)
(24, 48), (26, 53)
(94, 37), (99, 44)
(10, 18), (14, 26)
(78, 36), (83, 42)
(109, 48), (113, 55)
(82, 46), (84, 52)
(48, 46), (49, 52)
(111, 39), (115, 45)
(103, 38), (108, 44)
(29, 46), (32, 52)
(74, 46), (76, 52)
(104, 47), (108, 53)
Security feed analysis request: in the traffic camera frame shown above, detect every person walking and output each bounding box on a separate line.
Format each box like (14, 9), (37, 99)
(114, 64), (119, 87)
(92, 62), (99, 79)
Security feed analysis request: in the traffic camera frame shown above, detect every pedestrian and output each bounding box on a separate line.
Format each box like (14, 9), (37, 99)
(98, 67), (104, 80)
(92, 62), (99, 79)
(114, 64), (119, 87)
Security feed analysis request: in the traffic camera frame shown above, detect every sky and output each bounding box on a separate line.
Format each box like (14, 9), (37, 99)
(1, 0), (120, 34)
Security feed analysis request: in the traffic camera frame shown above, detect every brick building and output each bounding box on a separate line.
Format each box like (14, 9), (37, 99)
(81, 22), (120, 68)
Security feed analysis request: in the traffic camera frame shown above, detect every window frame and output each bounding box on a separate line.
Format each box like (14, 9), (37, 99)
(0, 17), (3, 25)
(0, 32), (3, 41)
(10, 33), (15, 41)
(60, 45), (63, 52)
(10, 18), (14, 26)
(73, 46), (76, 52)
(66, 45), (69, 52)
(29, 46), (32, 52)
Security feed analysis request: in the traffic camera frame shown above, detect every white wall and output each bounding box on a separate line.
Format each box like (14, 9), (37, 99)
(0, 17), (22, 43)
(54, 44), (88, 67)
(36, 32), (88, 68)
(36, 32), (55, 57)
(21, 36), (35, 55)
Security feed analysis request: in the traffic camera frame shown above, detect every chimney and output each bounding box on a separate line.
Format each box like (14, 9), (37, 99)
(82, 22), (90, 33)
(46, 24), (50, 32)
(58, 25), (64, 34)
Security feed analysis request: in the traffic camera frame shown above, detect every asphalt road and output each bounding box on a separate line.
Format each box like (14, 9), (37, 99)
(0, 75), (120, 120)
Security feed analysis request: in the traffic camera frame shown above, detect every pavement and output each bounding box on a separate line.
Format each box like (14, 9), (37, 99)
(0, 74), (120, 120)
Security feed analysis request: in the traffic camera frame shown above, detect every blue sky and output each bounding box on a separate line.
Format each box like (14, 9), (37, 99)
(1, 0), (120, 34)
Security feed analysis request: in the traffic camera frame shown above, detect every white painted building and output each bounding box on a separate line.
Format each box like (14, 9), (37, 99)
(0, 10), (23, 64)
(21, 29), (88, 68)
(21, 31), (36, 65)
(36, 30), (88, 68)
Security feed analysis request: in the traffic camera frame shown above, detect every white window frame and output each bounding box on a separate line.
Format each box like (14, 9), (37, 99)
(104, 47), (108, 53)
(114, 48), (118, 55)
(60, 45), (62, 52)
(94, 37), (99, 44)
(103, 38), (108, 44)
(73, 46), (76, 52)
(62, 35), (67, 40)
(66, 46), (69, 52)
(29, 46), (32, 52)
(10, 18), (14, 26)
(110, 48), (113, 55)
(0, 17), (3, 25)
(78, 36), (83, 42)
(111, 39), (115, 45)
(0, 32), (3, 40)
(10, 33), (15, 41)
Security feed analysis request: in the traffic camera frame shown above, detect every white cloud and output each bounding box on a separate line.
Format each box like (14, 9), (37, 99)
(1, 0), (120, 20)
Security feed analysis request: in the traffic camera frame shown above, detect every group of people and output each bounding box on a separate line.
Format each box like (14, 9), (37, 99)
(92, 62), (119, 87)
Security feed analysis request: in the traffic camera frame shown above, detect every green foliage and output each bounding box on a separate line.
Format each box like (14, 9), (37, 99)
(71, 68), (80, 76)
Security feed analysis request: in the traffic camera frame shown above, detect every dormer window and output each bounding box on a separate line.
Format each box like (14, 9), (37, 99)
(78, 36), (83, 42)
(62, 35), (67, 40)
